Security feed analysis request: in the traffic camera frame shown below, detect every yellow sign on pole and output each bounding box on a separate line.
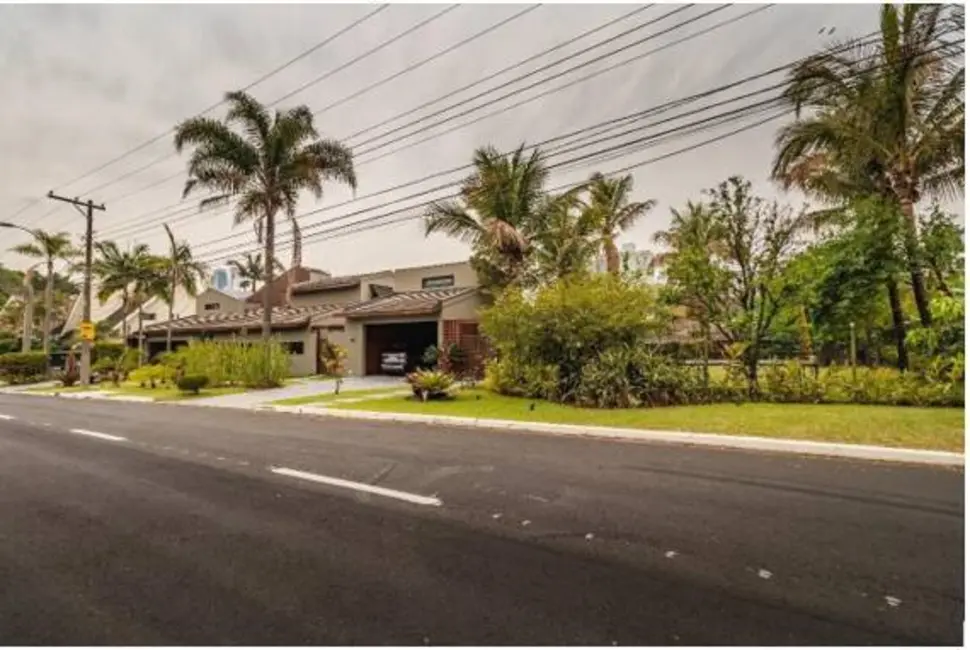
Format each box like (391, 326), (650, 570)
(80, 321), (95, 342)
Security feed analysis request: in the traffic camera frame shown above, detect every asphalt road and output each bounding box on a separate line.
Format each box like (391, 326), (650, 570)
(0, 394), (962, 645)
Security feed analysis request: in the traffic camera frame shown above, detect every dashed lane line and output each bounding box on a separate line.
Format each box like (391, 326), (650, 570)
(270, 466), (443, 507)
(68, 428), (128, 442)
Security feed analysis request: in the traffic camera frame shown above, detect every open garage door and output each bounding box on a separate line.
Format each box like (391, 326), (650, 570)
(364, 321), (438, 376)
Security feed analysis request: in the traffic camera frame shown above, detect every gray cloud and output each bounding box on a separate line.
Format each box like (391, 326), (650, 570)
(0, 3), (960, 275)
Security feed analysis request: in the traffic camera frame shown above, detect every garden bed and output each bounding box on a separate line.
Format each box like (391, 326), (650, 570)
(328, 389), (964, 452)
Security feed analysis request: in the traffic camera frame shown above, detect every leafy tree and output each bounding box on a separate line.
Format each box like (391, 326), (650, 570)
(773, 3), (964, 327)
(585, 172), (655, 274)
(10, 229), (76, 355)
(130, 255), (170, 365)
(163, 224), (208, 352)
(919, 204), (964, 297)
(174, 90), (356, 340)
(424, 144), (548, 294)
(658, 177), (809, 391)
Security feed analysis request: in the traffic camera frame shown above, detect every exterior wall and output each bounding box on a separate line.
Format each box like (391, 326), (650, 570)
(343, 320), (366, 377)
(289, 285), (361, 308)
(195, 288), (246, 316)
(388, 261), (477, 292)
(247, 267), (313, 308)
(439, 291), (484, 321)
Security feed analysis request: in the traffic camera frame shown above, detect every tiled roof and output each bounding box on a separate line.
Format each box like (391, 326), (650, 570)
(141, 304), (342, 336)
(337, 287), (477, 319)
(290, 275), (361, 295)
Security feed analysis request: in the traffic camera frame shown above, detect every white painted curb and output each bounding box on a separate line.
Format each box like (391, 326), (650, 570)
(268, 405), (965, 467)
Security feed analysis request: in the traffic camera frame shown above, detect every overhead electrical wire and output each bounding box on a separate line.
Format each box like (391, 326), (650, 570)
(99, 23), (910, 243)
(97, 4), (747, 239)
(40, 4), (657, 231)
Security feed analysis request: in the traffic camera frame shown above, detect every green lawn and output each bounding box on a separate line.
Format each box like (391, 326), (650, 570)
(26, 382), (248, 402)
(273, 386), (409, 406)
(330, 389), (965, 452)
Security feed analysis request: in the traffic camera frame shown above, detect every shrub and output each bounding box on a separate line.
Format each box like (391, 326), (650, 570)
(176, 339), (289, 388)
(481, 274), (667, 402)
(176, 374), (209, 395)
(761, 361), (824, 404)
(129, 365), (175, 388)
(57, 368), (80, 387)
(421, 345), (440, 369)
(93, 341), (125, 363)
(406, 369), (455, 401)
(0, 352), (48, 385)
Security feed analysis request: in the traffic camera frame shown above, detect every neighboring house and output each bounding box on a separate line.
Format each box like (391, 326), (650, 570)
(593, 243), (666, 284)
(61, 281), (127, 339)
(138, 260), (487, 377)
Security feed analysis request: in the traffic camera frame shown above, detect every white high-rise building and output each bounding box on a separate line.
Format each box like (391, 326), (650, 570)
(209, 265), (238, 292)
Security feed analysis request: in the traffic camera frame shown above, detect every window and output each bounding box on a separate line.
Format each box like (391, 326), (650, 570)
(422, 274), (455, 289)
(204, 302), (221, 311)
(324, 325), (345, 332)
(140, 312), (156, 321)
(284, 341), (305, 355)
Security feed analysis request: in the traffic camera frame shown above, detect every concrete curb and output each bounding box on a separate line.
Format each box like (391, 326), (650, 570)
(267, 405), (965, 467)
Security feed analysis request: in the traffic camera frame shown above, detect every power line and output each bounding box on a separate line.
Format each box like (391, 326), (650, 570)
(43, 4), (464, 228)
(48, 4), (391, 196)
(98, 25), (898, 242)
(97, 5), (732, 239)
(184, 39), (963, 265)
(352, 5), (772, 165)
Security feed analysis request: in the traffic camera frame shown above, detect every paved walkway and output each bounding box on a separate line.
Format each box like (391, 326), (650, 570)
(187, 376), (405, 408)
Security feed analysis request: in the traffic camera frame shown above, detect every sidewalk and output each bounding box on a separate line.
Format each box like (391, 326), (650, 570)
(267, 403), (965, 468)
(186, 376), (404, 408)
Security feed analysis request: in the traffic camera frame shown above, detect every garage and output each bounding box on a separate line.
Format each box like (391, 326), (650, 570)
(364, 321), (438, 375)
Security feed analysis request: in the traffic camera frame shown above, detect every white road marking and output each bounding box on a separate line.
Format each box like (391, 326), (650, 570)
(885, 595), (902, 608)
(270, 466), (443, 507)
(0, 414), (14, 420)
(69, 428), (127, 442)
(584, 532), (595, 542)
(757, 569), (773, 580)
(665, 550), (679, 559)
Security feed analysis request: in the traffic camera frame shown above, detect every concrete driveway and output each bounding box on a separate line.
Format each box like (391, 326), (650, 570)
(187, 375), (406, 409)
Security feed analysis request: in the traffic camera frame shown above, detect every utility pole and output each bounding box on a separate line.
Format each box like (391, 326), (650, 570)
(46, 192), (105, 387)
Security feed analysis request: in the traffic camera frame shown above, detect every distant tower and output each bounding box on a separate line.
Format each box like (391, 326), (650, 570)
(211, 267), (231, 291)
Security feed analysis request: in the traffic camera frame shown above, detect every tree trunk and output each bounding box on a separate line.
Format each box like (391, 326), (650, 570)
(886, 279), (908, 372)
(262, 214), (275, 341)
(932, 265), (953, 298)
(137, 309), (144, 367)
(603, 237), (620, 274)
(121, 289), (130, 344)
(897, 190), (932, 327)
(43, 259), (53, 359)
(166, 267), (177, 353)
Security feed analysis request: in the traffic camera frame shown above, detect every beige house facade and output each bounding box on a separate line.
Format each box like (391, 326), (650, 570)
(138, 260), (487, 377)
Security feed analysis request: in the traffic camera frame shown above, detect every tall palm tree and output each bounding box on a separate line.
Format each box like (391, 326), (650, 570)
(772, 3), (964, 327)
(10, 229), (76, 356)
(163, 224), (208, 352)
(130, 255), (169, 365)
(174, 91), (357, 340)
(585, 173), (655, 274)
(424, 144), (548, 290)
(228, 253), (282, 293)
(92, 241), (153, 344)
(531, 188), (599, 283)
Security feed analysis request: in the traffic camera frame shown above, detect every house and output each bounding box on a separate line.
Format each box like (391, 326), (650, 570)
(137, 260), (488, 377)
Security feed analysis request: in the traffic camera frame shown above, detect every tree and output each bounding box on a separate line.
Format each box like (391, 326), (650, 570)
(174, 91), (357, 340)
(92, 241), (154, 344)
(659, 177), (809, 391)
(531, 187), (599, 284)
(919, 204), (964, 297)
(585, 172), (655, 274)
(130, 255), (170, 365)
(10, 229), (76, 356)
(424, 144), (548, 294)
(163, 224), (208, 352)
(229, 253), (283, 292)
(773, 3), (964, 327)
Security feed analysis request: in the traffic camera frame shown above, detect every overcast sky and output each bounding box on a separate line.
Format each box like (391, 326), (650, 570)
(0, 2), (961, 277)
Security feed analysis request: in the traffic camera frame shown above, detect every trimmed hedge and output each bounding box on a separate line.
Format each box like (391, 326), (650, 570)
(0, 352), (48, 385)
